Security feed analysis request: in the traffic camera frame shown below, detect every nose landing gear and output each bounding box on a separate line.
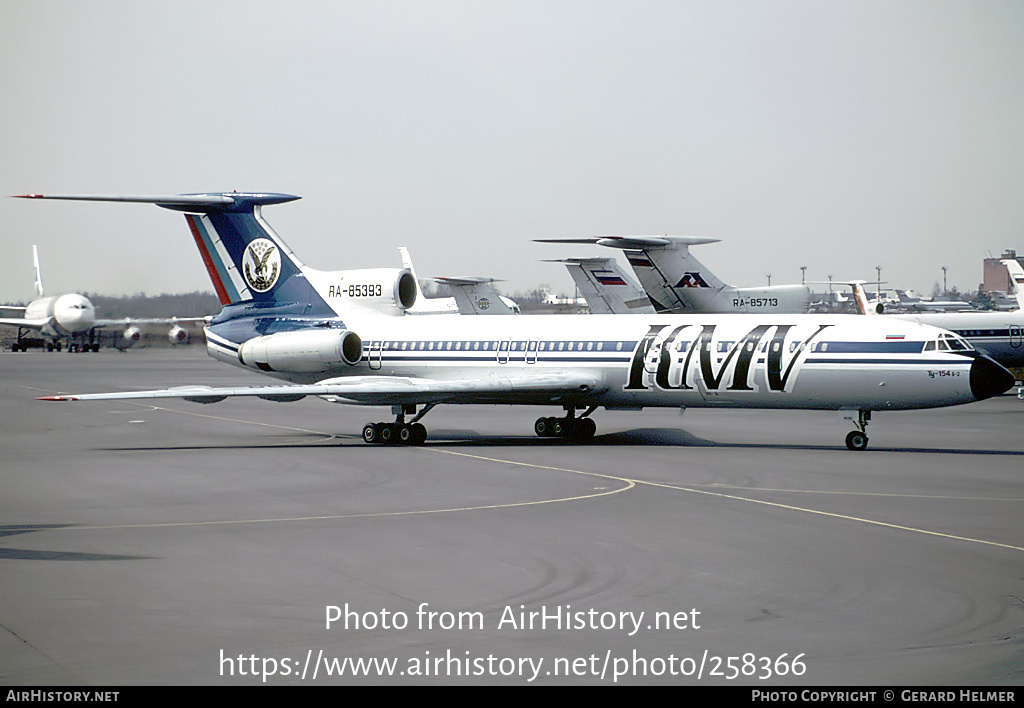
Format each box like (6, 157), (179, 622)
(844, 410), (871, 451)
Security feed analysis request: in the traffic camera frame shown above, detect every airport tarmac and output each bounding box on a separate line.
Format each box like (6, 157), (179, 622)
(1, 348), (1022, 685)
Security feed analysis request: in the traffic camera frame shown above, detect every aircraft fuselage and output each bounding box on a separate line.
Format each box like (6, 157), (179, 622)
(204, 310), (999, 412)
(24, 293), (96, 335)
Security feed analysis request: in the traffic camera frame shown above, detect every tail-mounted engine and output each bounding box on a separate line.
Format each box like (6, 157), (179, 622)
(318, 268), (418, 315)
(238, 329), (363, 373)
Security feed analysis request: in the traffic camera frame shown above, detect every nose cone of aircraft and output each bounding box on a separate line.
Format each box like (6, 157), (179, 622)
(54, 294), (96, 332)
(970, 354), (1017, 401)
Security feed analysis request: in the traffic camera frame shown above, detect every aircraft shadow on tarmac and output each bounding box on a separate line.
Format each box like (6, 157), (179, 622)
(0, 525), (153, 561)
(95, 427), (1024, 456)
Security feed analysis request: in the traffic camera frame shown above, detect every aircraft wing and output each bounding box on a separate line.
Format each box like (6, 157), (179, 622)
(0, 316), (205, 329)
(0, 316), (49, 329)
(38, 371), (605, 406)
(93, 317), (207, 328)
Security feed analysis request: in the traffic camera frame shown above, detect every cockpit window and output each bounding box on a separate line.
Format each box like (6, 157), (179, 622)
(926, 333), (973, 352)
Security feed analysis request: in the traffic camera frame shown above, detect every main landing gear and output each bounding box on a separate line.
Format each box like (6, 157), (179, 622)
(844, 410), (871, 451)
(534, 406), (597, 442)
(362, 404), (434, 446)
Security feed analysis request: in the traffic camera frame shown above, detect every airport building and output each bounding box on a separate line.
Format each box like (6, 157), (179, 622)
(982, 249), (1024, 294)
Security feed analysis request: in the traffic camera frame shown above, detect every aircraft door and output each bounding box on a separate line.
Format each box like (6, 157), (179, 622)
(368, 341), (382, 370)
(1010, 325), (1022, 349)
(497, 338), (510, 364)
(643, 332), (669, 374)
(526, 338), (538, 364)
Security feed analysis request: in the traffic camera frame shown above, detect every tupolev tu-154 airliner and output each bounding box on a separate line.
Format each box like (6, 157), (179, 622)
(19, 192), (1015, 450)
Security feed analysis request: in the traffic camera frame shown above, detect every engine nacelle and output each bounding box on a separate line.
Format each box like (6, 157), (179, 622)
(168, 325), (189, 344)
(118, 326), (142, 349)
(123, 326), (142, 341)
(315, 268), (418, 315)
(238, 329), (362, 373)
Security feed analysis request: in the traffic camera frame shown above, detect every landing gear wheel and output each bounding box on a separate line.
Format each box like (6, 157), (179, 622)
(535, 414), (597, 441)
(576, 417), (597, 441)
(409, 423), (427, 445)
(362, 408), (432, 446)
(362, 423), (379, 444)
(845, 430), (868, 451)
(534, 417), (555, 437)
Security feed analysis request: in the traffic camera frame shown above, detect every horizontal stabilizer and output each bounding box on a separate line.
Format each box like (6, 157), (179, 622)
(536, 235), (720, 250)
(433, 276), (502, 285)
(14, 192), (300, 213)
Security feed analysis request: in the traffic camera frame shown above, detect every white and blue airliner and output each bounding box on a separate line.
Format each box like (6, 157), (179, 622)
(20, 192), (1015, 450)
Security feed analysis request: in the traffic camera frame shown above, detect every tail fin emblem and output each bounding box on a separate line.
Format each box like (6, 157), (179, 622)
(242, 239), (281, 292)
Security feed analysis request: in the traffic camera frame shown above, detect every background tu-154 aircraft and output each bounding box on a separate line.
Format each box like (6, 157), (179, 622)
(399, 247), (519, 316)
(0, 245), (204, 351)
(20, 191), (1014, 451)
(537, 235), (812, 314)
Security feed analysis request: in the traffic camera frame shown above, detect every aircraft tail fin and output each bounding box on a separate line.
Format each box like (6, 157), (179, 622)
(848, 281), (875, 315)
(32, 245), (44, 299)
(1001, 259), (1024, 309)
(553, 257), (654, 314)
(536, 235), (726, 312)
(16, 192), (307, 308)
(434, 276), (516, 315)
(172, 194), (305, 307)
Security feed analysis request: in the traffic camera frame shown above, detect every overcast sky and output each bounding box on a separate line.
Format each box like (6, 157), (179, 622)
(2, 0), (1023, 304)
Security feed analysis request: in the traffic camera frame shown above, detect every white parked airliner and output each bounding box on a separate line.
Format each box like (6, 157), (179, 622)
(0, 245), (204, 351)
(20, 192), (1015, 450)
